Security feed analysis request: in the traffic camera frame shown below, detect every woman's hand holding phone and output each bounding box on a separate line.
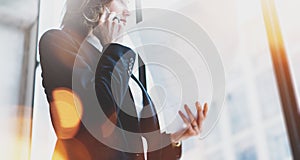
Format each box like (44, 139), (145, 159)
(93, 7), (125, 47)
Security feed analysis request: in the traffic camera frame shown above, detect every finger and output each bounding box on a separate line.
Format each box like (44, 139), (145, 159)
(116, 23), (125, 40)
(203, 102), (208, 118)
(118, 21), (124, 32)
(108, 12), (117, 22)
(184, 104), (200, 134)
(196, 101), (204, 126)
(106, 12), (117, 35)
(99, 7), (109, 23)
(111, 21), (118, 37)
(178, 110), (190, 125)
(179, 111), (199, 135)
(113, 17), (121, 24)
(184, 104), (195, 122)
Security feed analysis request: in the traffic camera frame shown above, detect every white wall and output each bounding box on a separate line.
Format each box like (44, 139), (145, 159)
(0, 0), (38, 159)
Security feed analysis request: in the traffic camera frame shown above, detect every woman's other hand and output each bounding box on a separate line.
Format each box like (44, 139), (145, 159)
(170, 102), (208, 144)
(93, 8), (125, 47)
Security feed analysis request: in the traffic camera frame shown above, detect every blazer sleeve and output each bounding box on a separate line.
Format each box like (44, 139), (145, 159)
(147, 133), (182, 160)
(94, 43), (136, 119)
(39, 30), (79, 103)
(161, 133), (182, 160)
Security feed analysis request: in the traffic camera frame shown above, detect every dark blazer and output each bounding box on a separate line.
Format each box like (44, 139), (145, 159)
(39, 29), (182, 160)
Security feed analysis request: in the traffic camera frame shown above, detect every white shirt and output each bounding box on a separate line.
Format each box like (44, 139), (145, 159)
(128, 59), (144, 120)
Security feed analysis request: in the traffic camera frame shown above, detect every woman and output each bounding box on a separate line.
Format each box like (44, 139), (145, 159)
(39, 0), (208, 159)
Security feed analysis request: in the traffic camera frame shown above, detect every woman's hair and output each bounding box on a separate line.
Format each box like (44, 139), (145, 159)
(61, 0), (111, 32)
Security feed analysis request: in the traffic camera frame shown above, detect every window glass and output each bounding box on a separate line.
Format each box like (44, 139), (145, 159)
(275, 0), (300, 113)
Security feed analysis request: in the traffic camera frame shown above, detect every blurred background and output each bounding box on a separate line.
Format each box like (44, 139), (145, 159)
(0, 0), (299, 159)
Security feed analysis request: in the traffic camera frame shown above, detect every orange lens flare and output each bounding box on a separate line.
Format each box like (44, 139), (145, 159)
(52, 139), (91, 160)
(51, 88), (83, 139)
(261, 0), (285, 54)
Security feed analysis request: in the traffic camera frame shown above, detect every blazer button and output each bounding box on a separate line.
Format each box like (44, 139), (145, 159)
(128, 70), (131, 75)
(130, 57), (134, 63)
(136, 153), (143, 157)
